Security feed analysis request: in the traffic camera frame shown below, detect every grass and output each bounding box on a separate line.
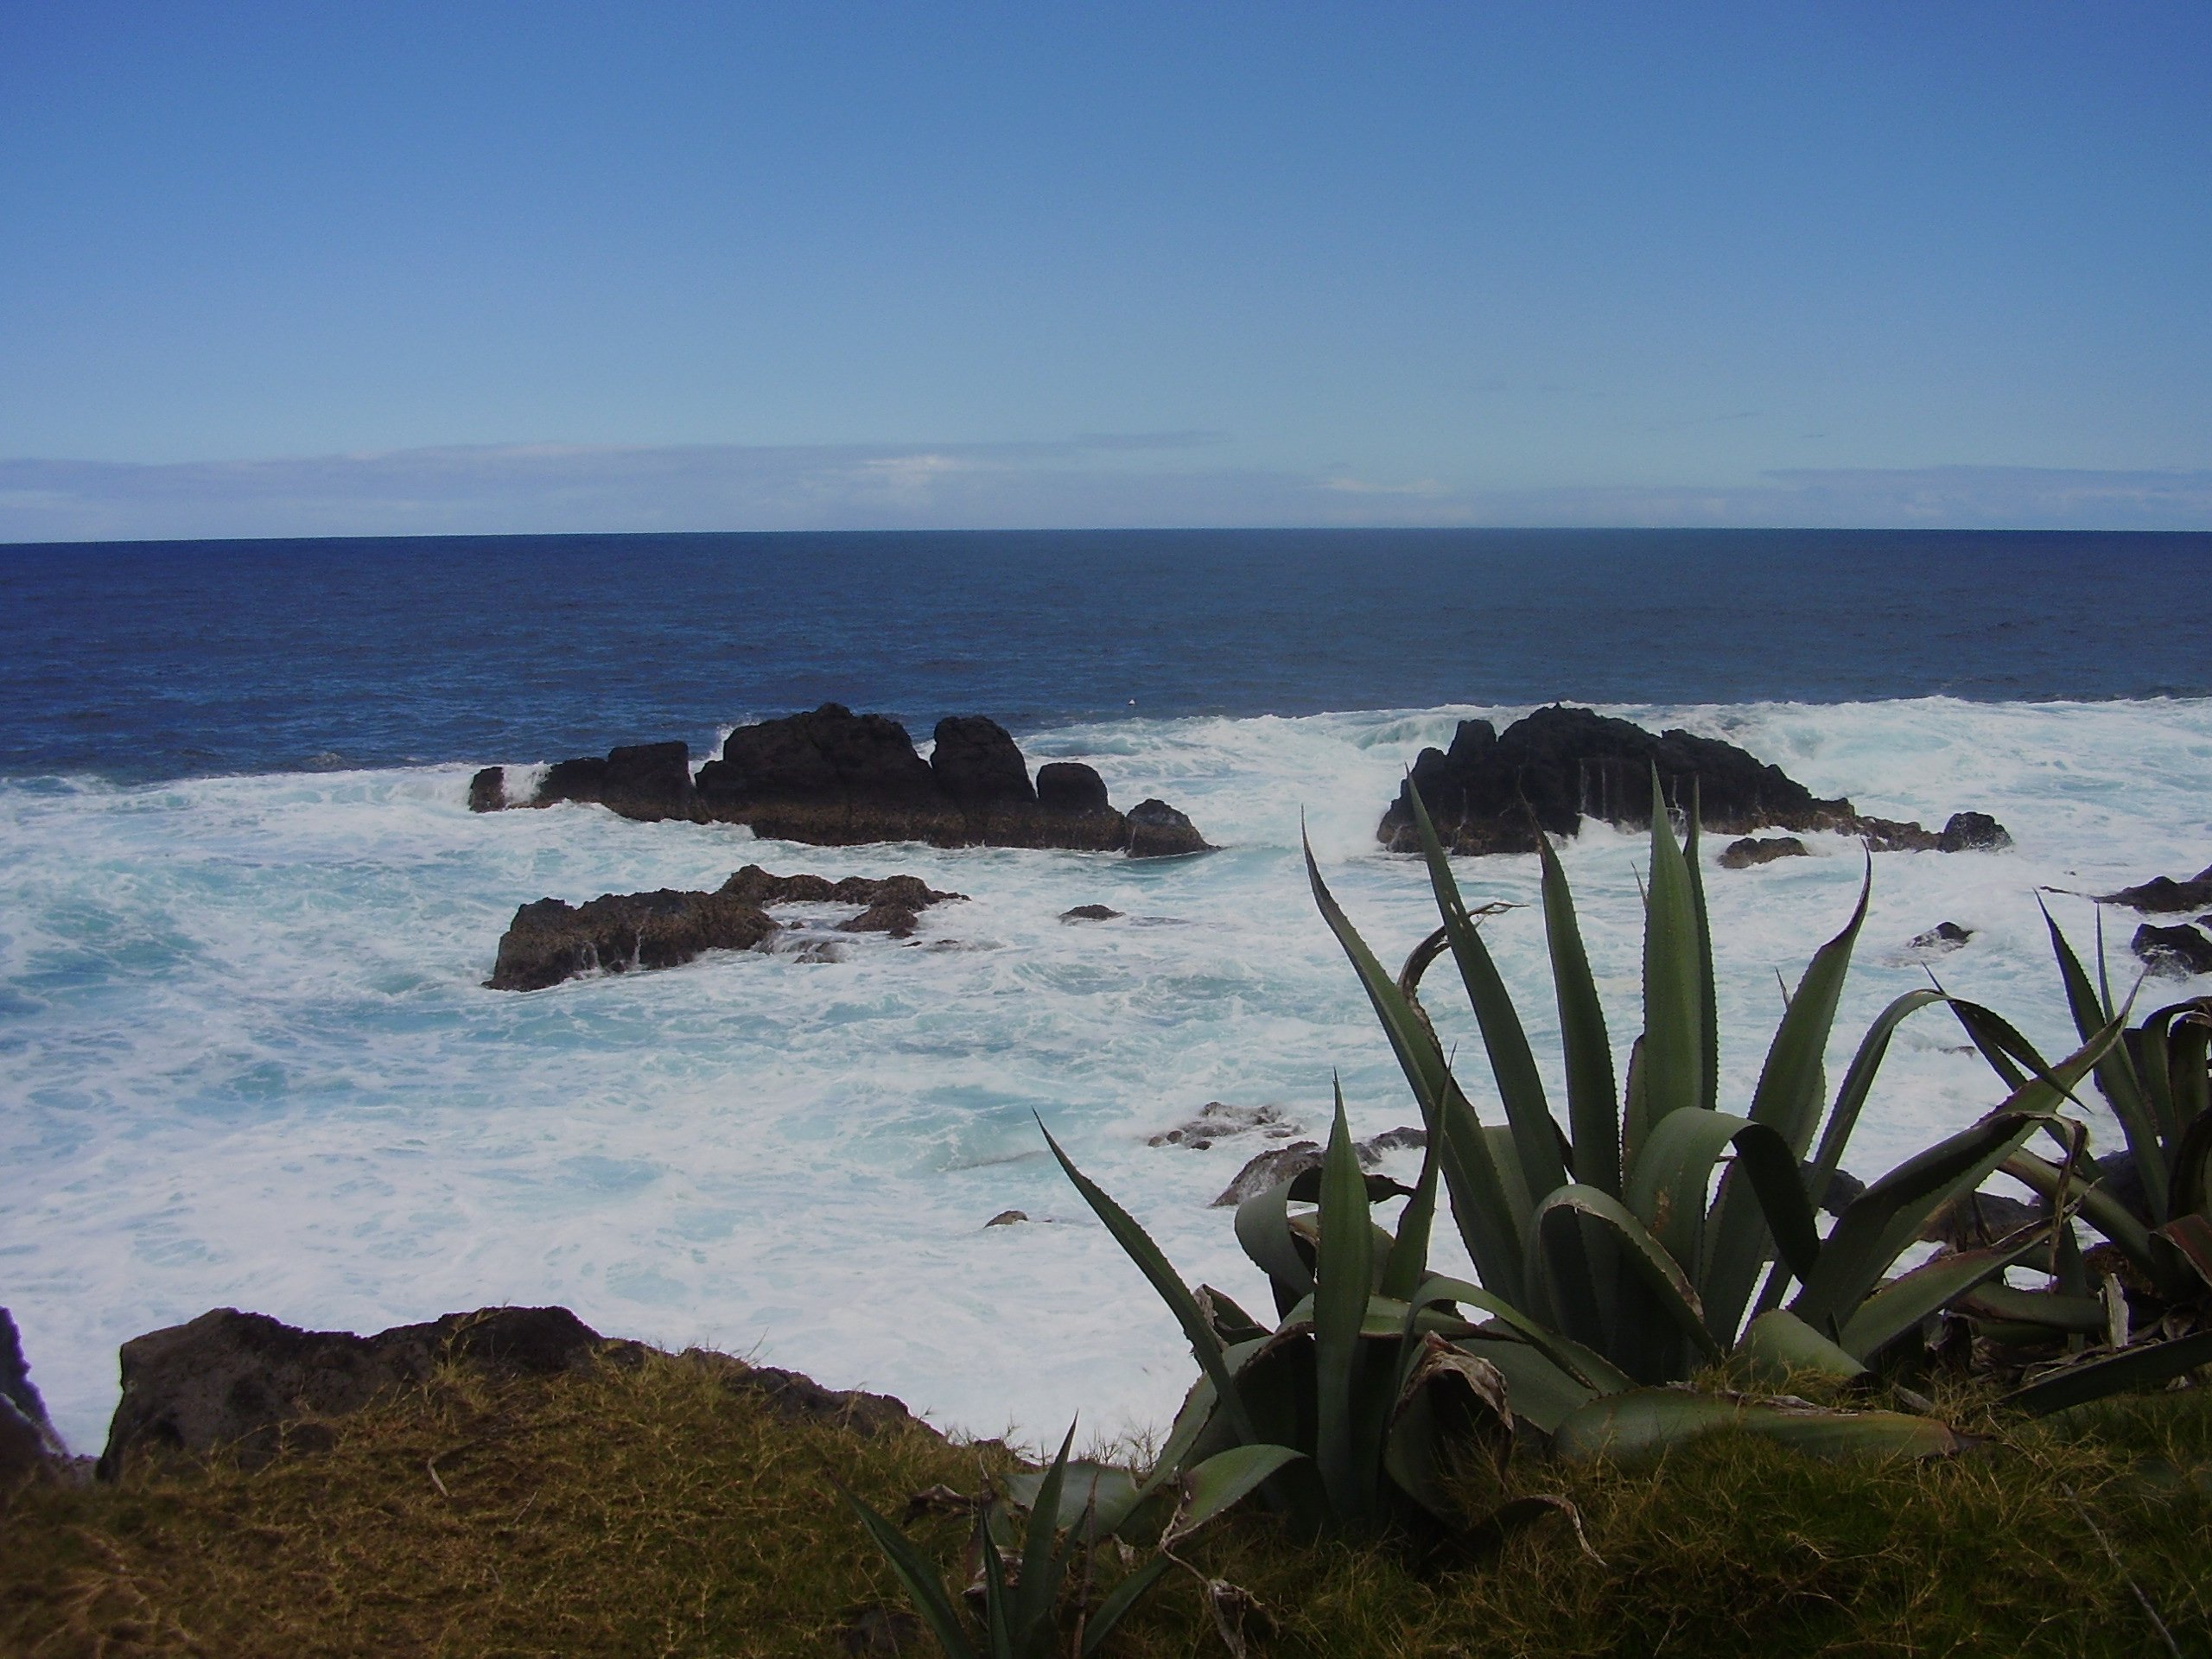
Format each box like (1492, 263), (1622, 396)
(4, 1350), (2209, 1657)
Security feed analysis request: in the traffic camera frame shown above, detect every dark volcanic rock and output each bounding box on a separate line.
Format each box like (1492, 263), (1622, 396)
(98, 1306), (610, 1478)
(837, 902), (923, 938)
(1381, 706), (1853, 855)
(1719, 836), (1808, 869)
(1908, 922), (1974, 952)
(1937, 811), (2012, 853)
(487, 887), (775, 991)
(1379, 705), (2011, 858)
(1209, 1126), (1427, 1208)
(1148, 1101), (1299, 1150)
(2134, 922), (2212, 977)
(2101, 865), (2212, 913)
(467, 766), (506, 812)
(489, 867), (963, 989)
(717, 865), (963, 912)
(1126, 798), (1211, 857)
(3, 1307), (70, 1488)
(1036, 761), (1112, 815)
(1060, 904), (1123, 922)
(930, 715), (1036, 809)
(490, 705), (1209, 855)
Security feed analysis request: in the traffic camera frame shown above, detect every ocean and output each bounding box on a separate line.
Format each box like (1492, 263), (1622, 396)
(4, 527), (2210, 1455)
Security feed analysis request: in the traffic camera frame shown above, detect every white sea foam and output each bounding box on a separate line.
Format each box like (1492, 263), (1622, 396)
(3, 698), (2210, 1456)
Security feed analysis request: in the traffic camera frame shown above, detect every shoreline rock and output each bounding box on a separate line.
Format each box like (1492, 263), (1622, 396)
(95, 1306), (920, 1478)
(1377, 705), (2008, 857)
(486, 865), (964, 990)
(484, 705), (1211, 857)
(3, 1307), (73, 1489)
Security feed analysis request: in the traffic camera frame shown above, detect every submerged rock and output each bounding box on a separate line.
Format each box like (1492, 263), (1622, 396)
(1908, 922), (1974, 952)
(1148, 1102), (1300, 1150)
(2101, 864), (2212, 913)
(1719, 835), (1808, 869)
(485, 704), (1209, 856)
(1377, 704), (2005, 857)
(1059, 904), (1123, 922)
(2134, 922), (2212, 977)
(486, 865), (963, 989)
(1937, 811), (2012, 853)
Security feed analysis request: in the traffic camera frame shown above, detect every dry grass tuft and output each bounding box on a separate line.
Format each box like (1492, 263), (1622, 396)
(4, 1353), (2210, 1657)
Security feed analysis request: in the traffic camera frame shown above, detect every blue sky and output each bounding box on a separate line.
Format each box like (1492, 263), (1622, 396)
(3, 3), (2208, 537)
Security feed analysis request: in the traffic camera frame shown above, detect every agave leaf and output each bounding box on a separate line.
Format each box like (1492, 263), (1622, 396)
(2160, 1213), (2212, 1291)
(1834, 1230), (2053, 1360)
(1624, 1109), (1821, 1317)
(1162, 1444), (1308, 1546)
(1683, 784), (1720, 1117)
(1804, 989), (1949, 1198)
(1533, 1184), (1722, 1365)
(977, 1519), (1013, 1658)
(1306, 828), (1529, 1302)
(2137, 1004), (2180, 1147)
(1452, 1333), (1600, 1433)
(1642, 772), (1705, 1130)
(1380, 1122), (1442, 1300)
(1622, 1036), (1650, 1171)
(1956, 1283), (2109, 1334)
(1382, 1334), (1514, 1523)
(836, 1482), (980, 1659)
(1135, 1376), (1218, 1503)
(1750, 861), (1872, 1157)
(1079, 1555), (1173, 1657)
(1737, 1309), (1868, 1384)
(1313, 1084), (1382, 1521)
(1943, 995), (2054, 1095)
(2167, 1029), (2212, 1221)
(1402, 1274), (1634, 1395)
(1040, 1121), (1259, 1446)
(1554, 1389), (1966, 1462)
(1233, 1179), (1317, 1307)
(1791, 1109), (2042, 1332)
(2042, 902), (2164, 1214)
(1407, 780), (1570, 1203)
(1999, 1150), (2161, 1269)
(1005, 1460), (1145, 1535)
(2007, 1329), (2212, 1416)
(1537, 833), (1621, 1198)
(1007, 1424), (1077, 1650)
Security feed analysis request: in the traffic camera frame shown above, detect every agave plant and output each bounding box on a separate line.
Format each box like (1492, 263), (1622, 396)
(1933, 907), (2212, 1412)
(841, 1420), (1291, 1657)
(1295, 776), (2127, 1443)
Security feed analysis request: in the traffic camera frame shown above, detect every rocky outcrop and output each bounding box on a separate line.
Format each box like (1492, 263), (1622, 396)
(1908, 922), (1974, 953)
(495, 706), (1210, 856)
(487, 887), (777, 991)
(95, 1306), (922, 1478)
(98, 1306), (614, 1478)
(3, 1307), (71, 1489)
(2102, 864), (2212, 913)
(1060, 904), (1122, 922)
(2134, 922), (2212, 977)
(1719, 836), (1808, 869)
(467, 766), (506, 812)
(1147, 1101), (1302, 1150)
(1378, 705), (2008, 857)
(487, 865), (963, 990)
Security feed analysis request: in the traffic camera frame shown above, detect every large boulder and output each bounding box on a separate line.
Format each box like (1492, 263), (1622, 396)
(1378, 705), (2005, 857)
(467, 766), (506, 812)
(2134, 922), (2212, 978)
(531, 741), (697, 821)
(929, 716), (1036, 809)
(695, 703), (944, 842)
(486, 887), (776, 991)
(1036, 761), (1112, 815)
(1125, 798), (1211, 858)
(98, 1306), (610, 1478)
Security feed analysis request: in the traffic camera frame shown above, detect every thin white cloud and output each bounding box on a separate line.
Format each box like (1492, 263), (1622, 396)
(0, 443), (2206, 541)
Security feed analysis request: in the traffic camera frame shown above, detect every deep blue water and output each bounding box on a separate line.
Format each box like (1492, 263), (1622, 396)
(4, 527), (2209, 781)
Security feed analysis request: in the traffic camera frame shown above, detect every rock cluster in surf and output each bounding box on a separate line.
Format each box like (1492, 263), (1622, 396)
(486, 865), (965, 991)
(1378, 705), (2012, 857)
(470, 704), (1211, 858)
